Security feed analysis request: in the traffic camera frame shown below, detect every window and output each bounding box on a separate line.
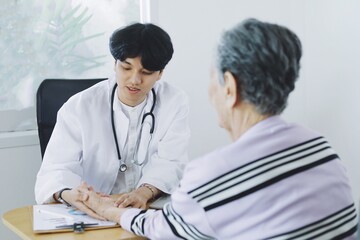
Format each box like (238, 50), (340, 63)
(0, 0), (142, 133)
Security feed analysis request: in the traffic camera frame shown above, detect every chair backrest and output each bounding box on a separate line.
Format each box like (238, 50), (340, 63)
(36, 78), (107, 159)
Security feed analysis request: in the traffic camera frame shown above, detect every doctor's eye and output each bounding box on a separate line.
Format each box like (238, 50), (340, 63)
(121, 65), (131, 71)
(142, 70), (154, 75)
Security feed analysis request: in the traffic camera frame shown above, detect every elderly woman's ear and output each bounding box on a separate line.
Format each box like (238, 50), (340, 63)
(223, 71), (239, 109)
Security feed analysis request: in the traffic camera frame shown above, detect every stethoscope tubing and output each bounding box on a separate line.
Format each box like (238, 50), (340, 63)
(111, 84), (122, 160)
(110, 83), (156, 172)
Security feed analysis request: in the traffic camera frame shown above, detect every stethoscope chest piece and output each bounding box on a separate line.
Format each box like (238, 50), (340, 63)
(119, 164), (127, 172)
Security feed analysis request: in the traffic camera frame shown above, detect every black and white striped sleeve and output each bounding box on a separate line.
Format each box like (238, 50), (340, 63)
(120, 163), (217, 239)
(120, 202), (216, 239)
(160, 202), (216, 240)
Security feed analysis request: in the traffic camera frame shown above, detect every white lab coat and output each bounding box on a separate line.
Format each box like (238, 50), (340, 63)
(35, 76), (190, 204)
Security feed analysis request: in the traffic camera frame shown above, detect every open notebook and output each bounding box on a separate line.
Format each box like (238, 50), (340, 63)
(33, 204), (117, 233)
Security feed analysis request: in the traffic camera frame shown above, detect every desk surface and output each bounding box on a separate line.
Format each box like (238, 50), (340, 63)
(2, 206), (145, 240)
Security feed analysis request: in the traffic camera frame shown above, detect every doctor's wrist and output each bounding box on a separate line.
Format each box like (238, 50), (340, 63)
(138, 184), (161, 201)
(53, 188), (72, 206)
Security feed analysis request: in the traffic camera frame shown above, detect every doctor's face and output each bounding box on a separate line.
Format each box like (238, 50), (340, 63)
(115, 57), (163, 107)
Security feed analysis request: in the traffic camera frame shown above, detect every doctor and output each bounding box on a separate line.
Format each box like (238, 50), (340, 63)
(35, 23), (190, 219)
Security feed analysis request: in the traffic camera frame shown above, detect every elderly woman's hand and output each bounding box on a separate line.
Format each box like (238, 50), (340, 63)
(58, 183), (107, 221)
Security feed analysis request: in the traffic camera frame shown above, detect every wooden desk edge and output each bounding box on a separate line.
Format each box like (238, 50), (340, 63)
(2, 206), (32, 240)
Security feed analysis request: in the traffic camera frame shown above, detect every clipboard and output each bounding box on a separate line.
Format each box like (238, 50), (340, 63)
(33, 195), (171, 233)
(33, 204), (118, 233)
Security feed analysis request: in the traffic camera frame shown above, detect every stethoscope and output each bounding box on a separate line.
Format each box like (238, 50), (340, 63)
(110, 83), (156, 172)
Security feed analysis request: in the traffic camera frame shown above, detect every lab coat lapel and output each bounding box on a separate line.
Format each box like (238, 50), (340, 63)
(136, 88), (155, 165)
(143, 88), (155, 119)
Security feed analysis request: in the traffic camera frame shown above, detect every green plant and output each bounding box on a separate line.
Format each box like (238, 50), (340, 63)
(0, 0), (106, 110)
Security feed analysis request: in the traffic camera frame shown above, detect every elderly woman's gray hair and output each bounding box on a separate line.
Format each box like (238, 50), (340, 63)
(216, 18), (302, 115)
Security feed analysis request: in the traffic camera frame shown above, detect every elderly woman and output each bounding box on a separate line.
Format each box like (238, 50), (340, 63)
(79, 19), (357, 239)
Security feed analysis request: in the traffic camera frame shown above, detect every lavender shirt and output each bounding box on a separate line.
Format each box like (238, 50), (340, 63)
(121, 116), (358, 239)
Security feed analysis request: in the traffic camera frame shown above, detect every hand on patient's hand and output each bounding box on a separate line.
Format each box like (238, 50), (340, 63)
(79, 183), (123, 223)
(114, 188), (152, 209)
(61, 182), (107, 221)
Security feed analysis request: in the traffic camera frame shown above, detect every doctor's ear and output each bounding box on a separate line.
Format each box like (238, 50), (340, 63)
(223, 71), (239, 109)
(157, 70), (164, 81)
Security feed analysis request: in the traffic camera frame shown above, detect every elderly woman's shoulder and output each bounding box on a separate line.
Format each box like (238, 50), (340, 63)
(184, 147), (228, 178)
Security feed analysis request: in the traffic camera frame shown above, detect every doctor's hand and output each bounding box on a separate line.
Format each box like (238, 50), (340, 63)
(81, 186), (126, 223)
(58, 183), (108, 221)
(114, 184), (161, 209)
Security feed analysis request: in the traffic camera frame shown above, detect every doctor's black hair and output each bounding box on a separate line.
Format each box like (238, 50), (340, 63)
(109, 23), (174, 71)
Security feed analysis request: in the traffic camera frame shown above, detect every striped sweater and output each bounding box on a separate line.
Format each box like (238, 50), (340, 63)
(121, 116), (358, 239)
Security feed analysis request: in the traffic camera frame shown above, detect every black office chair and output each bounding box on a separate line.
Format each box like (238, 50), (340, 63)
(36, 78), (107, 159)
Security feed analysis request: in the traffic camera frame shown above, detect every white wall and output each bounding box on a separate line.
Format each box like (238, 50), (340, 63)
(154, 0), (360, 202)
(0, 132), (41, 239)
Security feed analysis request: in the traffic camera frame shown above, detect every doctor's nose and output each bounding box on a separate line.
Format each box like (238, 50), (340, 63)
(129, 73), (142, 85)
